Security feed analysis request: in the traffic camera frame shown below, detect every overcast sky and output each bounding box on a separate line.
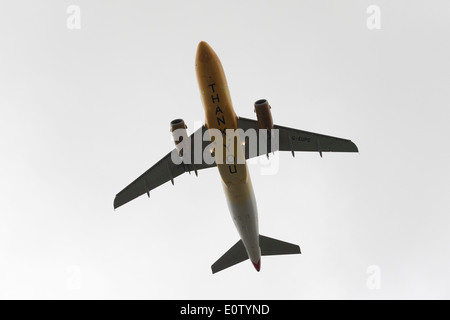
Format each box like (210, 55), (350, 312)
(0, 0), (449, 299)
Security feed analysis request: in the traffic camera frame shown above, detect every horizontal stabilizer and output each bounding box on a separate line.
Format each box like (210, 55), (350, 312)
(259, 235), (301, 256)
(211, 235), (301, 274)
(211, 239), (248, 274)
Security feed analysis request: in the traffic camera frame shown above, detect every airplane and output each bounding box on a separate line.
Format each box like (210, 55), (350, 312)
(113, 41), (358, 273)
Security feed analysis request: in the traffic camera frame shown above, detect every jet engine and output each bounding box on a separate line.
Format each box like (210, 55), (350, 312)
(170, 119), (189, 157)
(254, 99), (274, 130)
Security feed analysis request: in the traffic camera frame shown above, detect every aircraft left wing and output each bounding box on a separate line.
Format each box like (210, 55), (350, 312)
(114, 125), (216, 209)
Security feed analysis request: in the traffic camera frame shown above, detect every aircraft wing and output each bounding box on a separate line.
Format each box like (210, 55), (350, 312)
(114, 125), (216, 209)
(237, 117), (358, 158)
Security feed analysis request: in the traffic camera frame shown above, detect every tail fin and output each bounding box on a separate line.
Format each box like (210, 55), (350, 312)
(211, 235), (301, 274)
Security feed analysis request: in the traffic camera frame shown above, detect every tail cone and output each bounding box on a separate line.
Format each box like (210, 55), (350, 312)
(252, 259), (261, 272)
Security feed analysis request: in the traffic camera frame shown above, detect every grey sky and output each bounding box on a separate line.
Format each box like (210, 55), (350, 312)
(0, 0), (449, 299)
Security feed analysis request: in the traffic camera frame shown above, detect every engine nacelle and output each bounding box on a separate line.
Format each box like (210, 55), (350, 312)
(254, 99), (274, 130)
(170, 119), (189, 157)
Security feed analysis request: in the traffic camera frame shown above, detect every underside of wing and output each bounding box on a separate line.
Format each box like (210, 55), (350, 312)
(275, 123), (358, 155)
(237, 117), (358, 159)
(114, 125), (216, 209)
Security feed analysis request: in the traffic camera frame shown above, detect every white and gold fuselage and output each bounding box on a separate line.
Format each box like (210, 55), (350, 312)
(195, 42), (261, 269)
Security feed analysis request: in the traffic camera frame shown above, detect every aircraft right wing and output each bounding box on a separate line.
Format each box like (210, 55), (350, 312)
(237, 117), (358, 158)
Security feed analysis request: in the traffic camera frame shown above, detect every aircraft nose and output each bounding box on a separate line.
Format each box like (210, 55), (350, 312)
(196, 41), (215, 62)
